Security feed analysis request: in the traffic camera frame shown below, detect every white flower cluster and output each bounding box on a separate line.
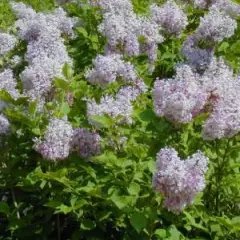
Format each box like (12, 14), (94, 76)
(0, 33), (17, 56)
(87, 80), (147, 125)
(34, 118), (73, 161)
(85, 54), (137, 87)
(152, 147), (208, 213)
(11, 2), (75, 100)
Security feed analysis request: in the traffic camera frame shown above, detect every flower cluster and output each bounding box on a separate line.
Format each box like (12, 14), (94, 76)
(0, 33), (17, 56)
(11, 2), (75, 100)
(72, 128), (101, 158)
(85, 54), (137, 87)
(150, 1), (188, 35)
(0, 68), (20, 108)
(181, 3), (237, 70)
(152, 147), (208, 213)
(153, 65), (208, 123)
(193, 0), (240, 14)
(181, 35), (214, 71)
(196, 6), (237, 43)
(90, 0), (165, 66)
(153, 56), (240, 140)
(87, 80), (147, 125)
(34, 118), (73, 161)
(0, 114), (10, 135)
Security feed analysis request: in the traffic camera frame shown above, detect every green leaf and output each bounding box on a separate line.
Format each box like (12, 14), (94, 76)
(60, 102), (70, 115)
(77, 27), (88, 38)
(110, 195), (132, 209)
(62, 63), (73, 80)
(89, 115), (114, 128)
(168, 225), (181, 240)
(154, 229), (167, 239)
(81, 219), (96, 230)
(0, 202), (9, 215)
(28, 101), (37, 116)
(45, 200), (62, 209)
(130, 212), (147, 233)
(139, 109), (156, 122)
(55, 78), (69, 90)
(128, 182), (140, 196)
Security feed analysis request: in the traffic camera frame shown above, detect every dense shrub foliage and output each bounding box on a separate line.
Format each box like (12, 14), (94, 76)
(0, 0), (240, 239)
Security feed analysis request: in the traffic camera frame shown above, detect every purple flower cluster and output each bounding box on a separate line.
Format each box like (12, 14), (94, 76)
(90, 0), (164, 66)
(181, 35), (214, 71)
(34, 118), (73, 161)
(196, 6), (237, 43)
(0, 114), (10, 135)
(85, 54), (137, 87)
(11, 2), (75, 100)
(193, 0), (240, 15)
(153, 56), (240, 140)
(150, 1), (188, 35)
(0, 33), (17, 56)
(72, 128), (101, 158)
(87, 80), (147, 125)
(153, 65), (208, 123)
(181, 3), (237, 70)
(0, 69), (20, 110)
(152, 147), (208, 213)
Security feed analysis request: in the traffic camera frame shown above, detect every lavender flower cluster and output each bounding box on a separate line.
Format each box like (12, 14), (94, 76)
(0, 68), (20, 111)
(87, 80), (147, 125)
(0, 33), (17, 56)
(72, 128), (101, 158)
(193, 0), (240, 14)
(85, 54), (137, 87)
(181, 2), (237, 71)
(152, 147), (208, 213)
(153, 57), (240, 140)
(34, 118), (101, 161)
(11, 2), (75, 100)
(34, 118), (74, 161)
(0, 114), (10, 135)
(90, 0), (187, 67)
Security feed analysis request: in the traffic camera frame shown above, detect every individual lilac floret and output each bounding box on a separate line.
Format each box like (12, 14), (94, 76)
(153, 65), (208, 123)
(72, 128), (101, 158)
(0, 115), (10, 135)
(195, 5), (237, 42)
(0, 33), (17, 56)
(150, 1), (188, 35)
(85, 54), (137, 86)
(181, 35), (214, 72)
(34, 118), (73, 161)
(87, 80), (147, 125)
(152, 147), (208, 213)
